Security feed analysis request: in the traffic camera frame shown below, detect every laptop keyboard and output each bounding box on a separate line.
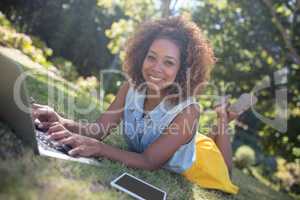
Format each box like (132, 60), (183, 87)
(34, 125), (102, 166)
(36, 130), (72, 154)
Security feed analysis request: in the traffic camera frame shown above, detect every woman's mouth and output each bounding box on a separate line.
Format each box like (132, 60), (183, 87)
(149, 75), (163, 81)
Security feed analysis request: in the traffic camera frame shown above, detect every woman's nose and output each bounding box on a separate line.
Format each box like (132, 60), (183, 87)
(152, 61), (163, 72)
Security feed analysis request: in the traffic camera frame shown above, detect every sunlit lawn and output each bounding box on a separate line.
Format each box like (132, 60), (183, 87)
(0, 49), (293, 200)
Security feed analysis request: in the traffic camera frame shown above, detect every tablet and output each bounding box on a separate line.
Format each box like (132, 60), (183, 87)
(110, 173), (167, 200)
(228, 93), (257, 114)
(214, 93), (257, 115)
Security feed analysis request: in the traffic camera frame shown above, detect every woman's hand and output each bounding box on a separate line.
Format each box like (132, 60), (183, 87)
(47, 122), (73, 141)
(48, 123), (101, 157)
(32, 103), (65, 130)
(60, 134), (102, 157)
(214, 100), (238, 122)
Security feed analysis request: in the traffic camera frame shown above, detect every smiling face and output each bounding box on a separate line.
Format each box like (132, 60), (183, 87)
(142, 38), (181, 94)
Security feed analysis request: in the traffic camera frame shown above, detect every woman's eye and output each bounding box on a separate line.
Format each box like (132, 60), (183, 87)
(165, 60), (174, 66)
(147, 55), (155, 61)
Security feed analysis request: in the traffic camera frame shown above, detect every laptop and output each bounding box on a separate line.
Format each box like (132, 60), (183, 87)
(0, 52), (101, 166)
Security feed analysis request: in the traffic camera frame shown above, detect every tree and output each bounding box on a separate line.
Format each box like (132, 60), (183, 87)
(0, 0), (121, 76)
(97, 0), (178, 91)
(191, 0), (300, 161)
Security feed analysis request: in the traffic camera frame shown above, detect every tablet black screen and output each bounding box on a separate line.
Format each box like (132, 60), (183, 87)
(114, 174), (165, 200)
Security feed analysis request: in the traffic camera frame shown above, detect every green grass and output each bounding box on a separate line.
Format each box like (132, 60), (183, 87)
(0, 47), (294, 200)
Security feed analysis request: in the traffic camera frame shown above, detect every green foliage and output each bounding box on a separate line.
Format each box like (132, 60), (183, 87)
(274, 158), (300, 193)
(1, 0), (119, 76)
(75, 76), (99, 93)
(51, 57), (79, 81)
(99, 0), (158, 61)
(104, 93), (115, 104)
(105, 19), (135, 60)
(0, 11), (53, 68)
(0, 11), (11, 27)
(192, 0), (300, 163)
(234, 145), (256, 169)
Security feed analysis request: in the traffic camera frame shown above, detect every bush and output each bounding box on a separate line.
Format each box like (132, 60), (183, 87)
(0, 11), (83, 79)
(76, 76), (99, 93)
(274, 158), (300, 193)
(259, 156), (278, 177)
(51, 57), (79, 81)
(234, 145), (256, 169)
(104, 93), (115, 104)
(0, 11), (55, 69)
(0, 11), (11, 27)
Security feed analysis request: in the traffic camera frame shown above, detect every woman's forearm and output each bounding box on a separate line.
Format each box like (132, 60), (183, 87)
(215, 114), (233, 171)
(217, 112), (228, 135)
(62, 118), (106, 140)
(96, 143), (157, 170)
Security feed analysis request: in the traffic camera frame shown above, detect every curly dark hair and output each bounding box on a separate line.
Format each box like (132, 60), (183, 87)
(123, 16), (216, 104)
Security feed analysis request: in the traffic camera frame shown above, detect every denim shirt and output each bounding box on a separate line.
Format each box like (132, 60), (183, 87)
(122, 87), (198, 173)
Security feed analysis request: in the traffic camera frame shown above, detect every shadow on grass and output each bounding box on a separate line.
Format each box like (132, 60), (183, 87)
(0, 120), (196, 200)
(0, 64), (293, 200)
(0, 74), (196, 199)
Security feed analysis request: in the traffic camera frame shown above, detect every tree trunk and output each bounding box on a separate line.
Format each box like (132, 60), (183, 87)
(161, 0), (172, 17)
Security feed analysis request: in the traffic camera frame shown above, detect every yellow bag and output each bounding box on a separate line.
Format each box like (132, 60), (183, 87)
(181, 134), (239, 194)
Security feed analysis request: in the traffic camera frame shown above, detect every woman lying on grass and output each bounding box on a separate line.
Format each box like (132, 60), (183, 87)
(32, 16), (239, 194)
